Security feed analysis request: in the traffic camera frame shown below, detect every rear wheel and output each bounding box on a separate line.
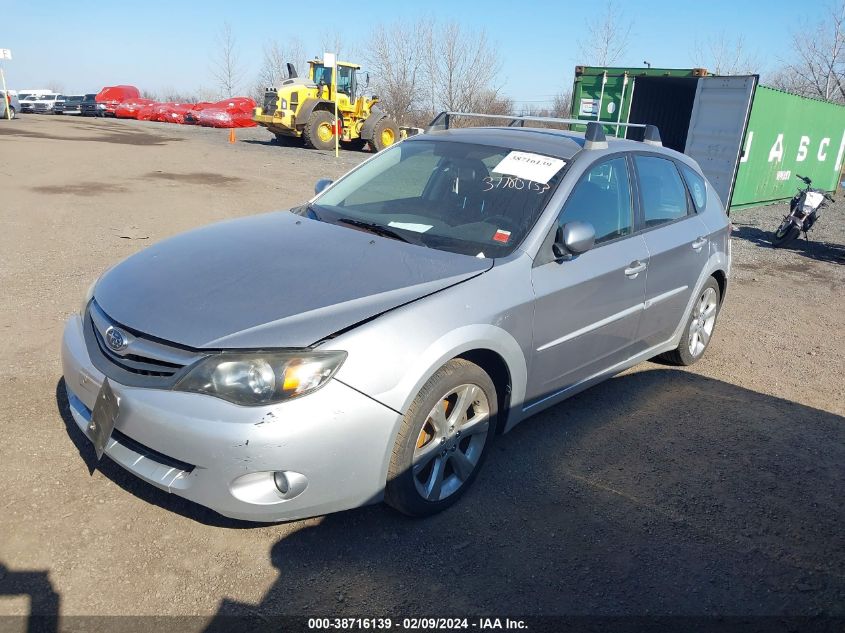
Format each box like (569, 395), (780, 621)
(385, 359), (497, 517)
(367, 116), (399, 153)
(659, 277), (721, 366)
(303, 110), (335, 150)
(773, 220), (800, 248)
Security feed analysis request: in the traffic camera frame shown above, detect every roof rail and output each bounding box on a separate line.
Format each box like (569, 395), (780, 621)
(424, 111), (661, 148)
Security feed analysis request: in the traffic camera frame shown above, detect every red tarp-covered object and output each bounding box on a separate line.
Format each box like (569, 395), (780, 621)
(163, 103), (193, 124)
(136, 104), (156, 121)
(150, 102), (174, 122)
(184, 102), (213, 125)
(115, 98), (155, 119)
(96, 85), (142, 115)
(197, 97), (257, 128)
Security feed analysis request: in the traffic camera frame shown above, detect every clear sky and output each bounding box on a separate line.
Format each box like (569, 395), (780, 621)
(0, 0), (826, 104)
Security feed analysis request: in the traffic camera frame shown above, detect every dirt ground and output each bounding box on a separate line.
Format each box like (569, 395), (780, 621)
(0, 115), (843, 626)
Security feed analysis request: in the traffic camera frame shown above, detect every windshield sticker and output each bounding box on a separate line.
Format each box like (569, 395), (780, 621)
(493, 229), (511, 243)
(492, 151), (565, 184)
(387, 221), (433, 233)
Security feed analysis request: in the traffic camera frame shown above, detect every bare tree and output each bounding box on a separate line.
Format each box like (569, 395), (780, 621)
(586, 0), (633, 66)
(252, 38), (307, 101)
(551, 91), (572, 118)
(46, 80), (65, 94)
(365, 19), (431, 125)
(771, 1), (845, 102)
(424, 21), (502, 114)
(321, 30), (353, 62)
(210, 21), (244, 98)
(693, 32), (759, 75)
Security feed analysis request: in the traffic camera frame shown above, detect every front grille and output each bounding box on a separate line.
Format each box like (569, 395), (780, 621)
(92, 330), (183, 377)
(263, 91), (277, 116)
(84, 301), (201, 388)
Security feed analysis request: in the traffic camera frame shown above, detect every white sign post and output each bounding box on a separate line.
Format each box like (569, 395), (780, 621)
(0, 49), (11, 121)
(324, 51), (338, 158)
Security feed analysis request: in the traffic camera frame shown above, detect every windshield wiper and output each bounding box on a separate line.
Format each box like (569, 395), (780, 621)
(337, 218), (414, 244)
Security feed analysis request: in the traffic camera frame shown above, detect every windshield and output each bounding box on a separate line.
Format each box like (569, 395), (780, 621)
(309, 139), (567, 257)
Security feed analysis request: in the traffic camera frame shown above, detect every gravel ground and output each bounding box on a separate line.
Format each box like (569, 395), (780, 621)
(0, 115), (842, 627)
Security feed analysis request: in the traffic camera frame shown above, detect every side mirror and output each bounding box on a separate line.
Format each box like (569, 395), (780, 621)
(314, 178), (333, 195)
(553, 221), (596, 260)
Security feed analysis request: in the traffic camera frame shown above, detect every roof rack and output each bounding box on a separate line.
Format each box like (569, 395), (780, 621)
(425, 111), (662, 149)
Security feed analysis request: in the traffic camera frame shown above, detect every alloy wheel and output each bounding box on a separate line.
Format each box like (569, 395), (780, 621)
(412, 383), (490, 502)
(688, 287), (718, 357)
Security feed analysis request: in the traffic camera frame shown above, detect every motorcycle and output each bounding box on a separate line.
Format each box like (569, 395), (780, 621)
(772, 174), (835, 248)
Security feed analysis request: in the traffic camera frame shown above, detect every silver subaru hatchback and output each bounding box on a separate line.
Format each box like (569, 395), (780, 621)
(61, 116), (731, 522)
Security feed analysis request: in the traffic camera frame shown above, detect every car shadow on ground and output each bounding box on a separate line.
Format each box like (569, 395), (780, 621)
(186, 369), (844, 623)
(732, 223), (845, 264)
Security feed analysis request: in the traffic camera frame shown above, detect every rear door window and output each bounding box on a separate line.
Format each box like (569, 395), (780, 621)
(679, 164), (707, 211)
(634, 155), (690, 227)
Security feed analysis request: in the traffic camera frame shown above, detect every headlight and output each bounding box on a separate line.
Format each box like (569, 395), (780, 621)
(80, 280), (96, 317)
(280, 98), (288, 110)
(174, 350), (347, 406)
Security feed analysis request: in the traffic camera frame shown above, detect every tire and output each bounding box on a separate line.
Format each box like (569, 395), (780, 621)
(302, 109), (335, 150)
(658, 277), (721, 366)
(773, 220), (800, 248)
(367, 116), (399, 153)
(385, 359), (497, 517)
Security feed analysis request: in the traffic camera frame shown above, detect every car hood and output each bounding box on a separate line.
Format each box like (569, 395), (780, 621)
(94, 211), (491, 349)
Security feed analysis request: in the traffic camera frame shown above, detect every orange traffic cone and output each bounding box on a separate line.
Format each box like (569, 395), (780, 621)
(228, 128), (236, 144)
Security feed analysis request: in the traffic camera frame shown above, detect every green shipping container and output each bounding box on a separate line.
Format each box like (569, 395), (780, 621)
(572, 66), (845, 211)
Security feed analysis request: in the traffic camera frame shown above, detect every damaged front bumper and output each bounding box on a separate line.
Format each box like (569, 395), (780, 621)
(61, 315), (401, 522)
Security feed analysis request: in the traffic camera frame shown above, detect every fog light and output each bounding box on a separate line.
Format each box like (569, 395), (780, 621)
(273, 471), (289, 494)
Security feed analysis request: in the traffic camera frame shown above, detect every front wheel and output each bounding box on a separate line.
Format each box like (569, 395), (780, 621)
(302, 110), (335, 150)
(658, 278), (721, 366)
(367, 116), (399, 153)
(385, 359), (497, 517)
(772, 219), (800, 248)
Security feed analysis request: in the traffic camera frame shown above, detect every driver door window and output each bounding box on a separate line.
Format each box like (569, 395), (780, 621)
(559, 157), (633, 244)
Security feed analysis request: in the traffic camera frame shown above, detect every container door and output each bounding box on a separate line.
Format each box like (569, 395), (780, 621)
(684, 75), (757, 208)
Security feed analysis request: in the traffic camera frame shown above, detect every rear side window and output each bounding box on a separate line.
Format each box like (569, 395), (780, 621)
(634, 155), (689, 227)
(679, 164), (707, 211)
(560, 157), (633, 244)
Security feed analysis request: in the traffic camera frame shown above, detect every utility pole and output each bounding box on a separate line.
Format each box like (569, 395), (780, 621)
(0, 48), (12, 120)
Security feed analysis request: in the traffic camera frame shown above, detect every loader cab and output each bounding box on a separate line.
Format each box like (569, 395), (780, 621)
(309, 60), (361, 101)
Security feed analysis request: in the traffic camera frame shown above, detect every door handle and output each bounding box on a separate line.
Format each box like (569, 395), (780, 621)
(624, 261), (647, 277)
(692, 236), (708, 250)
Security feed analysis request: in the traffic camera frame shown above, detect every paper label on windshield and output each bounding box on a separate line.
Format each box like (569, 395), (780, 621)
(492, 151), (565, 184)
(387, 221), (432, 233)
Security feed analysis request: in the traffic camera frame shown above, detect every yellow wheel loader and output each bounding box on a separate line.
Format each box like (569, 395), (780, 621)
(253, 59), (400, 152)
